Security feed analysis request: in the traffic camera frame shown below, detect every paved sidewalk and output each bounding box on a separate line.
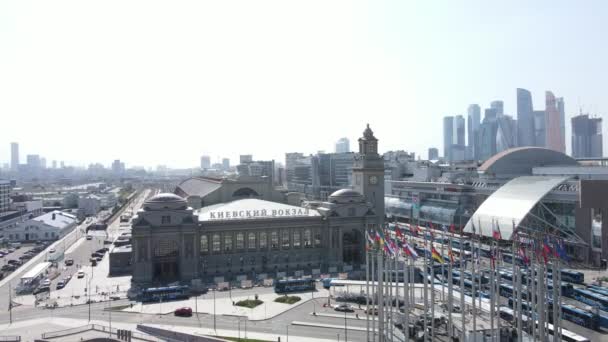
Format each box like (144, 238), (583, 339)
(123, 289), (330, 320)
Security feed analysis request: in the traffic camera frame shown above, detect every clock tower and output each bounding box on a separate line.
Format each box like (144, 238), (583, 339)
(352, 124), (385, 226)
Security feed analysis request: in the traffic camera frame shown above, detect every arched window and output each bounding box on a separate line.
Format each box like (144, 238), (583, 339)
(303, 229), (312, 248)
(200, 235), (209, 254)
(271, 231), (279, 249)
(248, 232), (256, 250)
(281, 230), (290, 249)
(236, 232), (245, 250)
(259, 232), (268, 249)
(224, 233), (233, 252)
(212, 234), (221, 253)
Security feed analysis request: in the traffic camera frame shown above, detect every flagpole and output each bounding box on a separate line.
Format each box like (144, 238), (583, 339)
(429, 225), (436, 342)
(378, 243), (385, 342)
(459, 226), (465, 342)
(403, 247), (409, 342)
(448, 236), (453, 340)
(471, 222), (476, 342)
(372, 247), (377, 342)
(366, 229), (370, 342)
(423, 228), (429, 342)
(489, 220), (496, 342)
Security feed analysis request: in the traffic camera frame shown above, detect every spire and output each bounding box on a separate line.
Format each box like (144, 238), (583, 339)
(363, 123), (376, 140)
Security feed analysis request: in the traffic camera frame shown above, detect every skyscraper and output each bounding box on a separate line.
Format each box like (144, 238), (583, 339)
(557, 97), (566, 152)
(572, 114), (603, 158)
(10, 142), (19, 171)
(222, 158), (230, 171)
(533, 111), (546, 147)
(443, 116), (454, 161)
(467, 104), (481, 160)
(200, 155), (211, 169)
(490, 100), (504, 117)
(428, 147), (439, 160)
(443, 115), (466, 162)
(545, 91), (565, 153)
(335, 137), (350, 153)
(517, 88), (535, 147)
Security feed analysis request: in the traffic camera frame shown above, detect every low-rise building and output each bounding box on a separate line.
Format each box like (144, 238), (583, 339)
(78, 195), (101, 216)
(5, 210), (77, 242)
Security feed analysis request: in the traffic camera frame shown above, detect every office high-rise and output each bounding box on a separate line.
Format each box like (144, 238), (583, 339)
(335, 137), (350, 153)
(200, 155), (211, 169)
(443, 116), (454, 161)
(557, 97), (566, 152)
(545, 91), (565, 153)
(454, 115), (465, 146)
(517, 88), (535, 147)
(533, 111), (546, 147)
(490, 100), (504, 117)
(572, 114), (603, 158)
(10, 142), (19, 171)
(222, 158), (230, 171)
(428, 147), (439, 160)
(467, 104), (481, 160)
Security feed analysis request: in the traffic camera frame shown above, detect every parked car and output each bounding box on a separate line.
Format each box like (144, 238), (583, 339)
(95, 256), (102, 262)
(86, 235), (93, 240)
(56, 280), (66, 290)
(96, 248), (107, 254)
(65, 259), (74, 266)
(174, 307), (193, 317)
(91, 252), (103, 258)
(33, 286), (50, 295)
(41, 279), (51, 287)
(334, 304), (354, 312)
(77, 270), (85, 278)
(49, 248), (56, 253)
(8, 259), (21, 265)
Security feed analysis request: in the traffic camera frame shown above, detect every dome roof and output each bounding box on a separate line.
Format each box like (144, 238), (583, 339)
(144, 193), (188, 211)
(329, 189), (363, 202)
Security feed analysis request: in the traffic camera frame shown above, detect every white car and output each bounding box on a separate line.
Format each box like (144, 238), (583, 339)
(77, 270), (85, 278)
(49, 248), (56, 253)
(41, 279), (51, 287)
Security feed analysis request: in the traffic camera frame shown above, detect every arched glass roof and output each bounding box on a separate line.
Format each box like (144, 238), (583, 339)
(463, 175), (570, 239)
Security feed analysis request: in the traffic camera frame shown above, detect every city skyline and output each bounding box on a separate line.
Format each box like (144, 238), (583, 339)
(1, 1), (607, 168)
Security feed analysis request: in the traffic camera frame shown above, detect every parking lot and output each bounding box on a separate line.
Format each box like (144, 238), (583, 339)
(1, 242), (49, 279)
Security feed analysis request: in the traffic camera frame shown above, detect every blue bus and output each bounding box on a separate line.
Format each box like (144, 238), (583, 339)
(502, 253), (525, 266)
(499, 283), (528, 301)
(587, 285), (608, 297)
(560, 304), (600, 330)
(322, 278), (340, 289)
(508, 297), (598, 330)
(547, 269), (584, 284)
(546, 281), (574, 297)
(572, 288), (608, 311)
(140, 285), (189, 302)
(274, 279), (315, 294)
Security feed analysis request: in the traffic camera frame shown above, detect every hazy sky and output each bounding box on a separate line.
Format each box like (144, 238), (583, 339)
(1, 1), (606, 168)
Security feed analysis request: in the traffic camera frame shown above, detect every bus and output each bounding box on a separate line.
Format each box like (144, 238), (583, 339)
(546, 282), (574, 297)
(560, 304), (600, 330)
(274, 279), (315, 293)
(587, 285), (608, 297)
(572, 288), (608, 311)
(502, 253), (525, 266)
(547, 269), (584, 284)
(499, 283), (528, 301)
(322, 278), (341, 289)
(140, 285), (189, 302)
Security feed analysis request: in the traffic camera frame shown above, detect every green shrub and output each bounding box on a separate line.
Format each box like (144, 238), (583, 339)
(235, 299), (263, 309)
(274, 295), (301, 304)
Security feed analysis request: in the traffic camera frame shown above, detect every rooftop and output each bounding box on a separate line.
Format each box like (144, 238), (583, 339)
(32, 211), (77, 229)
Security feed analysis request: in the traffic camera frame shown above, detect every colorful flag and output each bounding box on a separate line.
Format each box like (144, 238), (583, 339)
(395, 226), (403, 238)
(448, 246), (455, 263)
(449, 223), (456, 234)
(492, 220), (502, 240)
(403, 241), (419, 260)
(518, 246), (530, 265)
(431, 247), (444, 263)
(366, 230), (375, 247)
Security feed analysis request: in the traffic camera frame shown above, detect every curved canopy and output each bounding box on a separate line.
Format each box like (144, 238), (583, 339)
(463, 175), (570, 240)
(478, 147), (578, 176)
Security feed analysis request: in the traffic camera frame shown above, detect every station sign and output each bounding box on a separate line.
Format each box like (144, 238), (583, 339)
(207, 208), (311, 220)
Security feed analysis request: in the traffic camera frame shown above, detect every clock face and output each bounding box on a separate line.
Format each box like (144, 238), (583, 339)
(369, 175), (378, 185)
